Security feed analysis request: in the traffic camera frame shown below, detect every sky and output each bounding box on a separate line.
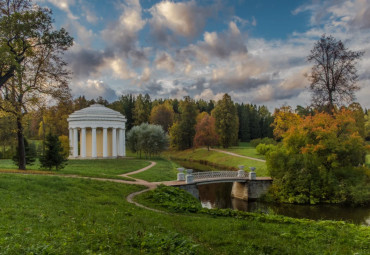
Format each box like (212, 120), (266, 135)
(35, 0), (370, 110)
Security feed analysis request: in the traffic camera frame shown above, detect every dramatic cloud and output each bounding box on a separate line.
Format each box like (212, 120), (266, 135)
(71, 80), (117, 102)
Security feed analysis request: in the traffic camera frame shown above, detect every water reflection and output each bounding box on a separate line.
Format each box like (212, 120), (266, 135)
(198, 183), (370, 226)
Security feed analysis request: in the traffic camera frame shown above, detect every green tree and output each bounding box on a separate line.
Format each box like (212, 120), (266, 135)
(177, 96), (197, 150)
(40, 133), (67, 170)
(237, 103), (250, 142)
(127, 123), (168, 158)
(109, 94), (135, 130)
(212, 94), (239, 148)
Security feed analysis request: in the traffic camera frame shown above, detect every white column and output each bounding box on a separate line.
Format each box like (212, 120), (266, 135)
(69, 128), (73, 156)
(118, 128), (124, 156)
(81, 127), (86, 158)
(112, 128), (117, 157)
(73, 128), (78, 157)
(92, 127), (97, 158)
(122, 129), (126, 156)
(103, 127), (108, 158)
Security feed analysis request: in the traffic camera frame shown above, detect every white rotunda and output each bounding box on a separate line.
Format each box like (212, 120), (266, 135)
(67, 104), (126, 158)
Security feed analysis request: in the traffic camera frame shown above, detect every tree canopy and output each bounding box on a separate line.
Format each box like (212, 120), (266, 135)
(307, 34), (364, 111)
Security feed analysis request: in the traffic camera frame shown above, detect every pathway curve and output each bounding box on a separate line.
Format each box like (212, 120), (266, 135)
(209, 148), (266, 162)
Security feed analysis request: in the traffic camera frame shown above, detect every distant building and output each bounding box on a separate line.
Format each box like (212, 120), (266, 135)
(67, 104), (126, 158)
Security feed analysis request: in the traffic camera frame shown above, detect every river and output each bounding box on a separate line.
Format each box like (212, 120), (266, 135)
(198, 182), (370, 226)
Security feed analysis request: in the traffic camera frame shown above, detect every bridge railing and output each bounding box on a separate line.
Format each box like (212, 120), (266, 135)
(192, 171), (247, 181)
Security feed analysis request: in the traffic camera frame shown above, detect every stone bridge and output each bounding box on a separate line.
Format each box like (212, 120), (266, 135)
(167, 168), (272, 201)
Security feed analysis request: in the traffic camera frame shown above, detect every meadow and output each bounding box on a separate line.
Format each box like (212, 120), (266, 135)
(0, 174), (369, 254)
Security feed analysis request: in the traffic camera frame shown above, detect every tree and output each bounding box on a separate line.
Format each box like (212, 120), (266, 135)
(127, 123), (168, 158)
(149, 102), (174, 133)
(0, 0), (73, 169)
(40, 133), (67, 170)
(271, 106), (300, 141)
(109, 94), (135, 130)
(171, 96), (197, 150)
(267, 109), (370, 205)
(133, 94), (151, 126)
(193, 113), (218, 150)
(0, 0), (72, 88)
(212, 94), (239, 148)
(307, 35), (364, 111)
(12, 137), (36, 166)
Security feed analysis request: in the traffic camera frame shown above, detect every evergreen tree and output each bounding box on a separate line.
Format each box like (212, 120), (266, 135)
(40, 133), (67, 170)
(110, 94), (135, 130)
(212, 94), (239, 148)
(169, 96), (197, 150)
(13, 138), (36, 167)
(237, 103), (250, 142)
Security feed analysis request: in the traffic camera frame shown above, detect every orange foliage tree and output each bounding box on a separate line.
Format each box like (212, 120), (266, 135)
(267, 108), (370, 205)
(193, 113), (218, 151)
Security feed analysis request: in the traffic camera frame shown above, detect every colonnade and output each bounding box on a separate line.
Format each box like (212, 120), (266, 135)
(68, 127), (126, 158)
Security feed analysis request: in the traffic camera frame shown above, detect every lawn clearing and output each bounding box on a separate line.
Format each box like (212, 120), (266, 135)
(130, 157), (179, 182)
(1, 174), (368, 254)
(218, 142), (266, 160)
(166, 148), (268, 177)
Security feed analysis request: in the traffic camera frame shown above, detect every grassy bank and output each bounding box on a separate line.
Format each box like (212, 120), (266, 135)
(219, 142), (266, 160)
(0, 158), (151, 180)
(0, 175), (369, 254)
(166, 148), (268, 176)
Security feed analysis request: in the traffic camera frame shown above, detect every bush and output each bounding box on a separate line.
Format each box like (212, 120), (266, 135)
(251, 137), (276, 147)
(145, 184), (202, 213)
(256, 144), (277, 155)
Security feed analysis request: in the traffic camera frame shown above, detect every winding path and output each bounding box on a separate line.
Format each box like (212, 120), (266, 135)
(209, 148), (266, 162)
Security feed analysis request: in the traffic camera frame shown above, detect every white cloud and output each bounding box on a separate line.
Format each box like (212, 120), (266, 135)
(71, 79), (117, 101)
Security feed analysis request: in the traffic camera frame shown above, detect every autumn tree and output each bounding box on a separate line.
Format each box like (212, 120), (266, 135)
(193, 113), (218, 150)
(133, 94), (151, 126)
(0, 0), (72, 88)
(267, 109), (370, 205)
(212, 94), (239, 148)
(307, 35), (364, 112)
(149, 102), (174, 133)
(0, 0), (73, 169)
(271, 106), (300, 140)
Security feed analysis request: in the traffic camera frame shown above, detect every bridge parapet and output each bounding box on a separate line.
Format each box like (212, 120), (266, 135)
(191, 171), (247, 183)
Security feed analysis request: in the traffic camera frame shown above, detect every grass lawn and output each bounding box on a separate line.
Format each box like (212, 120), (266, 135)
(0, 158), (151, 180)
(130, 157), (179, 182)
(0, 174), (368, 254)
(218, 142), (266, 160)
(166, 148), (268, 177)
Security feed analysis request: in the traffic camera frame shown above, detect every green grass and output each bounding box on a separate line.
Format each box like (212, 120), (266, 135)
(366, 154), (370, 167)
(130, 157), (179, 182)
(219, 142), (266, 160)
(1, 174), (369, 254)
(0, 158), (151, 180)
(166, 148), (268, 177)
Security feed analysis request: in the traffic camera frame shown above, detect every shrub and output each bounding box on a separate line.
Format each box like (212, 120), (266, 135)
(256, 144), (277, 155)
(251, 137), (276, 147)
(145, 184), (202, 213)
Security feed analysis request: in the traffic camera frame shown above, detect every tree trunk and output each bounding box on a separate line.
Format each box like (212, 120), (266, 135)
(16, 116), (26, 170)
